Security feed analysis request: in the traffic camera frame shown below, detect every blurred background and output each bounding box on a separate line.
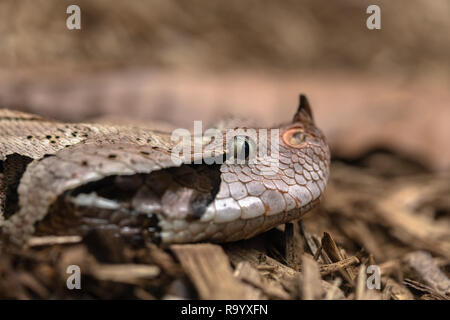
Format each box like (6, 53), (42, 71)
(0, 0), (449, 170)
(1, 1), (449, 299)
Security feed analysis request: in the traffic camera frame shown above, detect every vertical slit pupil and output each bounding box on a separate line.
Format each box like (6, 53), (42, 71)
(243, 140), (250, 159)
(226, 136), (253, 163)
(235, 137), (250, 161)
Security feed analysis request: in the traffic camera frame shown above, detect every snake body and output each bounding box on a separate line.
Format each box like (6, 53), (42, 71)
(0, 95), (330, 245)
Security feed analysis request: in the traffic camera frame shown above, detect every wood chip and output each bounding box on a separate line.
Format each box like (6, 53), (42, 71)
(319, 256), (360, 276)
(377, 185), (450, 259)
(403, 279), (448, 300)
(27, 235), (82, 246)
(299, 221), (325, 264)
(89, 264), (160, 284)
(324, 278), (343, 300)
(234, 261), (290, 299)
(171, 243), (259, 299)
(301, 254), (323, 300)
(382, 278), (414, 300)
(404, 251), (450, 296)
(284, 222), (301, 270)
(321, 232), (356, 284)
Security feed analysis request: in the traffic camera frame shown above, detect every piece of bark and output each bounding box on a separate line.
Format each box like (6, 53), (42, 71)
(226, 245), (344, 299)
(324, 278), (343, 300)
(299, 221), (325, 264)
(27, 235), (82, 247)
(301, 254), (323, 300)
(355, 265), (382, 300)
(319, 256), (360, 276)
(339, 220), (383, 260)
(234, 261), (290, 299)
(145, 242), (182, 277)
(382, 278), (414, 300)
(378, 259), (401, 277)
(404, 251), (450, 296)
(171, 243), (259, 299)
(89, 264), (160, 285)
(376, 184), (450, 259)
(15, 271), (50, 299)
(226, 246), (297, 281)
(284, 222), (301, 270)
(403, 279), (448, 300)
(321, 232), (356, 284)
(57, 244), (93, 278)
(134, 287), (156, 300)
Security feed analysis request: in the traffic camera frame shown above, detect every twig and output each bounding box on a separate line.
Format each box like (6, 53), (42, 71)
(319, 256), (360, 276)
(27, 235), (82, 246)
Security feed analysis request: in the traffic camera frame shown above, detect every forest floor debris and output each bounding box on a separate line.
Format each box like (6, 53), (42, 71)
(0, 152), (449, 299)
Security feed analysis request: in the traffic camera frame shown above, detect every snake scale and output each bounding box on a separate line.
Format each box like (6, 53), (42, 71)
(0, 95), (330, 246)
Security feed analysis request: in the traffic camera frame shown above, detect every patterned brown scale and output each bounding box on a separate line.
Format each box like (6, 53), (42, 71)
(0, 94), (330, 245)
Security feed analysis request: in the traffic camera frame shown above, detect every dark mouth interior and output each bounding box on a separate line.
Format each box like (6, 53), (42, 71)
(35, 163), (222, 241)
(1, 154), (33, 219)
(70, 163), (222, 217)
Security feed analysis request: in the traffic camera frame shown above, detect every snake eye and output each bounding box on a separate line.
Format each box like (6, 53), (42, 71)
(231, 136), (253, 162)
(282, 128), (306, 148)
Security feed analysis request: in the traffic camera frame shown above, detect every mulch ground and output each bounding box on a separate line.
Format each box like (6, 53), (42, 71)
(1, 150), (448, 300)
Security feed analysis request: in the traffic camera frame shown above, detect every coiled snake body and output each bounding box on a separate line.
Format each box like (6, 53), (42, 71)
(0, 95), (330, 246)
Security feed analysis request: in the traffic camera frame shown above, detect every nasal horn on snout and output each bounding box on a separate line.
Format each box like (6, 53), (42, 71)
(293, 94), (314, 124)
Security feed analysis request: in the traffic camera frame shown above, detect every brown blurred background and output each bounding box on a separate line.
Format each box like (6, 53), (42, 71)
(1, 1), (450, 300)
(1, 0), (449, 170)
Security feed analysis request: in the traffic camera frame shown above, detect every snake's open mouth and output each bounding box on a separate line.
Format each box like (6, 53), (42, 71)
(36, 164), (222, 244)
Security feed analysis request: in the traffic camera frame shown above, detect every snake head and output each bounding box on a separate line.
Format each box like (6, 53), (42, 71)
(0, 96), (329, 246)
(160, 95), (331, 243)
